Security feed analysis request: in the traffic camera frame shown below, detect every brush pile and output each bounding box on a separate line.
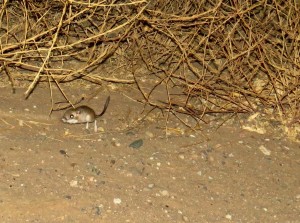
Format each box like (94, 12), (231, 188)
(0, 0), (299, 125)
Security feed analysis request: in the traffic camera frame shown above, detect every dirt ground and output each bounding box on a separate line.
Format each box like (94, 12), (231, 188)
(0, 84), (299, 223)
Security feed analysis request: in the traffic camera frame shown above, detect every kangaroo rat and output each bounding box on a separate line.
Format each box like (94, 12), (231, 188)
(62, 96), (110, 132)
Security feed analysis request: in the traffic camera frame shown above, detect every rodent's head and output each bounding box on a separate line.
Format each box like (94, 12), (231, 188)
(62, 109), (80, 124)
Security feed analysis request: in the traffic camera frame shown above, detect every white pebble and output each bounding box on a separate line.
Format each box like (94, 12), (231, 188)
(18, 120), (24, 126)
(225, 214), (232, 220)
(70, 180), (78, 187)
(113, 198), (122, 204)
(258, 145), (271, 156)
(228, 153), (234, 157)
(182, 216), (189, 222)
(148, 184), (154, 188)
(160, 190), (169, 196)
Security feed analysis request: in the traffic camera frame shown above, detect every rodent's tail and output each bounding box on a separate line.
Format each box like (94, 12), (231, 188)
(97, 96), (110, 117)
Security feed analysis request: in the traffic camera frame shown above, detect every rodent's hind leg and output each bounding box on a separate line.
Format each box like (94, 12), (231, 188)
(85, 122), (89, 129)
(94, 120), (97, 133)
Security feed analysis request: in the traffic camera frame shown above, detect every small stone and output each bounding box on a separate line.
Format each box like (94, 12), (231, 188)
(258, 145), (271, 156)
(98, 127), (104, 132)
(64, 195), (72, 199)
(18, 120), (24, 126)
(160, 190), (169, 196)
(129, 139), (143, 149)
(197, 171), (202, 176)
(145, 131), (154, 138)
(70, 180), (78, 187)
(113, 198), (122, 204)
(182, 215), (189, 222)
(179, 154), (185, 159)
(225, 214), (232, 220)
(148, 183), (155, 188)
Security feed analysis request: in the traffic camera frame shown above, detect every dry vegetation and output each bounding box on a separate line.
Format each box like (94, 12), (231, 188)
(0, 0), (299, 128)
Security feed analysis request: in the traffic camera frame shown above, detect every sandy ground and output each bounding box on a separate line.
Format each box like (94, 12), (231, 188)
(0, 84), (299, 223)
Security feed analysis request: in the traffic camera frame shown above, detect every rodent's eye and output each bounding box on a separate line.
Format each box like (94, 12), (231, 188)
(70, 114), (74, 119)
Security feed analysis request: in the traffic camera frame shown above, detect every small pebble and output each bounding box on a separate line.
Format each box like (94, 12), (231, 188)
(225, 214), (232, 220)
(18, 120), (24, 126)
(113, 198), (122, 204)
(145, 131), (154, 138)
(259, 145), (271, 156)
(182, 215), (189, 222)
(98, 127), (105, 132)
(263, 208), (268, 212)
(129, 139), (143, 149)
(179, 154), (185, 159)
(64, 195), (72, 199)
(160, 190), (169, 196)
(70, 180), (78, 187)
(148, 183), (155, 188)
